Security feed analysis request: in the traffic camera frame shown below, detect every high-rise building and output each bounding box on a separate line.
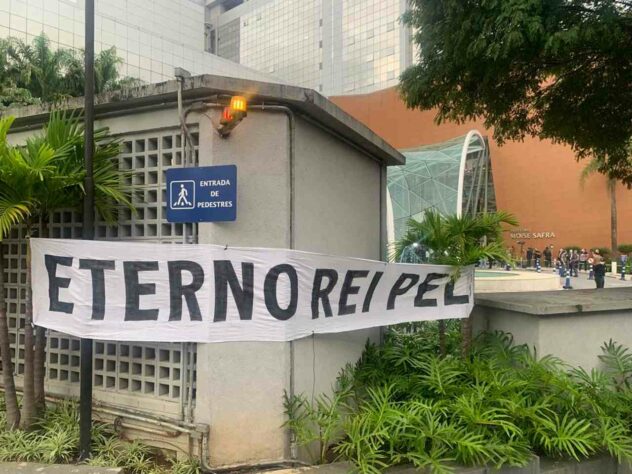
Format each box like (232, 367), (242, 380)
(1, 0), (412, 96)
(205, 0), (413, 95)
(0, 0), (278, 85)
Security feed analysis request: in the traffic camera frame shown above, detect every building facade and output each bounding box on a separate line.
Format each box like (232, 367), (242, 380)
(0, 0), (277, 85)
(333, 87), (632, 254)
(6, 74), (402, 466)
(1, 0), (413, 95)
(205, 0), (413, 95)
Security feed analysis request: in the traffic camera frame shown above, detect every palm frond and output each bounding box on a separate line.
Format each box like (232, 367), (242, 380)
(392, 210), (517, 281)
(0, 199), (31, 239)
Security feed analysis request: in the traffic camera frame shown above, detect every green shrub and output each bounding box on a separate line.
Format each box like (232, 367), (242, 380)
(618, 244), (632, 254)
(595, 247), (612, 258)
(286, 331), (632, 473)
(0, 401), (201, 473)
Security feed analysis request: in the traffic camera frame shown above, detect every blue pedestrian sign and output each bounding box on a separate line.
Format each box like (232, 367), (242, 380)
(166, 165), (237, 223)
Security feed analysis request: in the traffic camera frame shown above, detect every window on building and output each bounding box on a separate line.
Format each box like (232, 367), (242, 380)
(223, 0), (245, 12)
(204, 25), (216, 54)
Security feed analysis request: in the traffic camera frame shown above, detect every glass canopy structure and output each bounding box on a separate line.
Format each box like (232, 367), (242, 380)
(387, 130), (497, 240)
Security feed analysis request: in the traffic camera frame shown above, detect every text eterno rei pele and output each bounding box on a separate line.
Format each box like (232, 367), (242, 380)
(44, 255), (469, 322)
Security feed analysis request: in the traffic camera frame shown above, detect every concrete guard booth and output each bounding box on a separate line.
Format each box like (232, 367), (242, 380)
(4, 75), (404, 468)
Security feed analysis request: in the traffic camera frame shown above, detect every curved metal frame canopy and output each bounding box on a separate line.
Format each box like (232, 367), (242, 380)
(386, 130), (496, 242)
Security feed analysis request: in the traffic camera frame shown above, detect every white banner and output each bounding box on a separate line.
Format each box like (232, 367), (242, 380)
(31, 238), (474, 343)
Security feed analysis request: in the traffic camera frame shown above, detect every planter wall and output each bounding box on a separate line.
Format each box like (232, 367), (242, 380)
(265, 456), (624, 474)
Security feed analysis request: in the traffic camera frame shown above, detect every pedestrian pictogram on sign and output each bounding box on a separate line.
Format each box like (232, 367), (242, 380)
(170, 180), (195, 210)
(166, 165), (237, 223)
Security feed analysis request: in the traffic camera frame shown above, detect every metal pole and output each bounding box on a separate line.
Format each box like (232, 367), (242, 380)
(79, 0), (95, 461)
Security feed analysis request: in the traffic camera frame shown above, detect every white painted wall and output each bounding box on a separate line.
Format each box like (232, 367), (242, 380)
(192, 108), (384, 467)
(472, 306), (632, 371)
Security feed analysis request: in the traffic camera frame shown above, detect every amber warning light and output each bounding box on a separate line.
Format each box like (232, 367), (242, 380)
(218, 96), (248, 137)
(230, 96), (247, 113)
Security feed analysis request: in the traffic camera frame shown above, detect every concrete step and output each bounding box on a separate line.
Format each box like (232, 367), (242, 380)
(0, 463), (122, 474)
(259, 456), (621, 474)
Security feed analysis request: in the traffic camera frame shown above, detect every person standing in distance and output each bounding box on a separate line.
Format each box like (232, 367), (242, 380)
(592, 249), (606, 289)
(543, 245), (552, 268)
(579, 248), (588, 272)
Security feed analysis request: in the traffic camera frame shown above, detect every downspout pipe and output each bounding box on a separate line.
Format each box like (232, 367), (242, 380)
(249, 105), (298, 461)
(181, 103), (299, 472)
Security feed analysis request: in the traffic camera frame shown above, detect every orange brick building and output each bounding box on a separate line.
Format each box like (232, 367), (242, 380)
(332, 87), (631, 253)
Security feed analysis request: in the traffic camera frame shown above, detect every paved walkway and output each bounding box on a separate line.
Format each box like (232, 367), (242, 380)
(516, 267), (632, 290)
(557, 269), (632, 290)
(0, 463), (121, 473)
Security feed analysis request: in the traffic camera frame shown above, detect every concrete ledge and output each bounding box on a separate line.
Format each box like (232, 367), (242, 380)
(475, 287), (632, 315)
(260, 457), (538, 473)
(261, 456), (623, 474)
(0, 463), (122, 473)
(540, 456), (616, 473)
(4, 74), (404, 167)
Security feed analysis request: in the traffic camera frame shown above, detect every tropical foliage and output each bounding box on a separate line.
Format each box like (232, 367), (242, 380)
(580, 158), (619, 255)
(393, 210), (517, 279)
(0, 399), (201, 473)
(286, 329), (632, 473)
(400, 0), (632, 184)
(0, 33), (139, 108)
(0, 112), (133, 429)
(392, 210), (517, 355)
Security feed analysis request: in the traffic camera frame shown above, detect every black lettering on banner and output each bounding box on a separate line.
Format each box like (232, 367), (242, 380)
(311, 269), (338, 319)
(124, 261), (159, 321)
(79, 259), (115, 320)
(168, 261), (204, 321)
(45, 255), (74, 314)
(338, 270), (369, 315)
(213, 261), (254, 322)
(445, 280), (470, 305)
(414, 273), (447, 307)
(387, 273), (420, 310)
(264, 264), (298, 321)
(362, 271), (383, 312)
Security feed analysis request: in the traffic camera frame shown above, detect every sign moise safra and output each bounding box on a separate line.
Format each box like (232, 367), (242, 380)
(510, 229), (556, 240)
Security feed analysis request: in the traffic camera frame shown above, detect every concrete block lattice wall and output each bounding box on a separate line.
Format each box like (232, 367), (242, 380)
(2, 125), (200, 420)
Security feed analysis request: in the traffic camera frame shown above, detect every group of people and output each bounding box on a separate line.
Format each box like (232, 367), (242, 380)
(511, 245), (607, 289)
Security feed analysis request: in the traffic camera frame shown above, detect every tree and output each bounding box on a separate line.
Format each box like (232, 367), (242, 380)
(12, 34), (78, 103)
(0, 112), (133, 428)
(0, 116), (32, 429)
(580, 158), (619, 257)
(0, 38), (37, 107)
(30, 112), (132, 416)
(0, 33), (140, 108)
(0, 117), (60, 427)
(393, 210), (517, 354)
(401, 0), (632, 184)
